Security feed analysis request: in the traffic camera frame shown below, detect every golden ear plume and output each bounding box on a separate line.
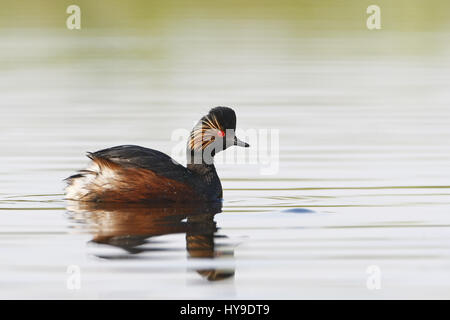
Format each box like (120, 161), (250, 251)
(188, 114), (224, 151)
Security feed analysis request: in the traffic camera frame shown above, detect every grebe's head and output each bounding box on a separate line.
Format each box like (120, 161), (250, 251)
(188, 106), (249, 162)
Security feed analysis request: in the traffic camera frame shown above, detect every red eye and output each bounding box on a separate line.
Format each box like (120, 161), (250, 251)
(218, 130), (225, 137)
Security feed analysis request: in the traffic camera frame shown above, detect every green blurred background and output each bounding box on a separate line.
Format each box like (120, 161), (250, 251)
(0, 0), (449, 31)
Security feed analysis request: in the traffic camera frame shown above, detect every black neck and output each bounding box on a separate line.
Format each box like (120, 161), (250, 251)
(186, 151), (222, 198)
(186, 151), (217, 177)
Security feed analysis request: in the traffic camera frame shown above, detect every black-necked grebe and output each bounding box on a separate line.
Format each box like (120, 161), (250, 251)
(64, 106), (249, 202)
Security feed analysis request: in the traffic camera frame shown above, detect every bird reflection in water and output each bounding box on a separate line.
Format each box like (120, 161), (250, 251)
(66, 201), (234, 281)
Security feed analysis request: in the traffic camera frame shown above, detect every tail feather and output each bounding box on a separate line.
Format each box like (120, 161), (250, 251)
(64, 173), (84, 181)
(64, 154), (121, 201)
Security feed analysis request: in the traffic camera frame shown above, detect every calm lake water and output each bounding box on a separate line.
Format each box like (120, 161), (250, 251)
(1, 1), (450, 299)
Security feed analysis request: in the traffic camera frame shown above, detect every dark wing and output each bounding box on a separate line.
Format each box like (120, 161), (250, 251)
(90, 145), (193, 184)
